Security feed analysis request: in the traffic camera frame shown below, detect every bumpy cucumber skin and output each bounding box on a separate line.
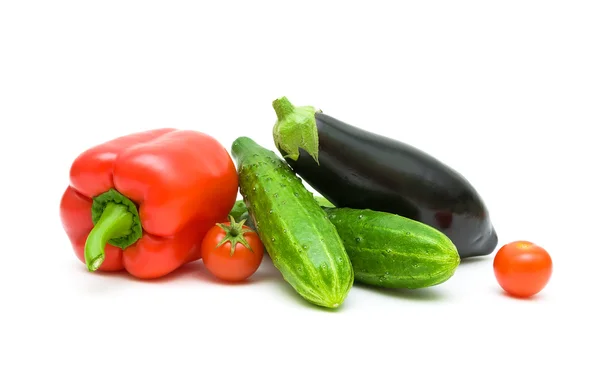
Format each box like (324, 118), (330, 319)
(231, 137), (354, 308)
(324, 208), (460, 289)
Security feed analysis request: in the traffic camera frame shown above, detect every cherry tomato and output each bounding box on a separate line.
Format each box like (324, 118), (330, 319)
(200, 216), (264, 282)
(493, 240), (552, 298)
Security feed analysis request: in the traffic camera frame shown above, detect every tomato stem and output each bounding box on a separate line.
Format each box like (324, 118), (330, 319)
(215, 216), (255, 256)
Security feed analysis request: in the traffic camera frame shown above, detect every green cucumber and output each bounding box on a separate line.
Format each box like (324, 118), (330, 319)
(228, 195), (334, 228)
(228, 200), (460, 288)
(231, 137), (354, 308)
(324, 207), (460, 289)
(314, 196), (335, 208)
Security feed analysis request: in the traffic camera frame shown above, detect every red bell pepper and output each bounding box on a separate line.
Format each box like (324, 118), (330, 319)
(59, 128), (239, 279)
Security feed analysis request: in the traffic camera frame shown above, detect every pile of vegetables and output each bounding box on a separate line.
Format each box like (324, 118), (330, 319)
(59, 97), (553, 308)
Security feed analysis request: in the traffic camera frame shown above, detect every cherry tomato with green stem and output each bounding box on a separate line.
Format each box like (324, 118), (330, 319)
(493, 240), (552, 298)
(201, 216), (264, 282)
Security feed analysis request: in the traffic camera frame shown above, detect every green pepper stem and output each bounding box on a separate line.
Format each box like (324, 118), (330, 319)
(272, 96), (295, 121)
(84, 202), (134, 272)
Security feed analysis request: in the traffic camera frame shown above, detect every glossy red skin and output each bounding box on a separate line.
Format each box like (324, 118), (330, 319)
(59, 128), (239, 279)
(493, 240), (553, 298)
(200, 223), (264, 282)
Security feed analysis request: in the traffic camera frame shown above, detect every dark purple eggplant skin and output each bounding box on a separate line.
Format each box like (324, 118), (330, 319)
(279, 112), (498, 259)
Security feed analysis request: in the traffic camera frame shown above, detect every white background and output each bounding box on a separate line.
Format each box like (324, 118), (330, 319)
(1, 1), (598, 368)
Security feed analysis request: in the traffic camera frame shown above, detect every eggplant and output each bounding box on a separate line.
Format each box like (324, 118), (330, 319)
(271, 96), (498, 259)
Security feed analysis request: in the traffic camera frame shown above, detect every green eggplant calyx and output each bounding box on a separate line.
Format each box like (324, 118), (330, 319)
(272, 96), (320, 164)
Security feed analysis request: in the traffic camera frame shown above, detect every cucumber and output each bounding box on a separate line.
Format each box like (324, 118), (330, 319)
(228, 195), (334, 229)
(314, 196), (335, 208)
(231, 137), (354, 308)
(228, 198), (460, 288)
(324, 207), (460, 289)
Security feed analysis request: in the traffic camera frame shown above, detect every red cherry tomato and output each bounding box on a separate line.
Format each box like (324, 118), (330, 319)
(201, 216), (264, 282)
(493, 240), (552, 298)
